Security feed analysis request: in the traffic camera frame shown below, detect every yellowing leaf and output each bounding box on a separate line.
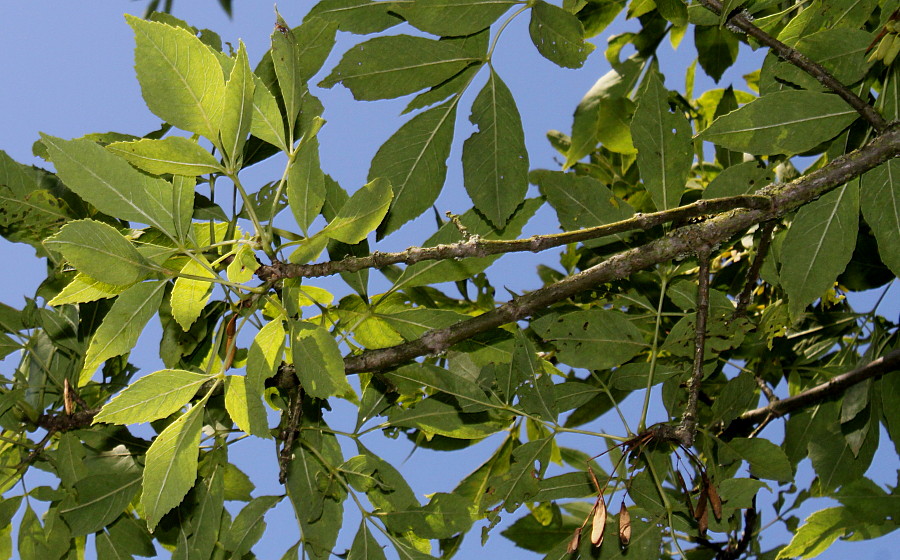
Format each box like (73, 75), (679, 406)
(94, 369), (214, 425)
(49, 273), (129, 306)
(322, 178), (392, 244)
(171, 256), (217, 331)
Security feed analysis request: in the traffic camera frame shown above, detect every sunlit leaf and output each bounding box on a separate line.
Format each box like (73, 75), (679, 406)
(141, 402), (205, 530)
(95, 369), (213, 425)
(126, 15), (225, 141)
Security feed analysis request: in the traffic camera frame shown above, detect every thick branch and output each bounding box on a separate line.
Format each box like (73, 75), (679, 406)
(256, 196), (771, 281)
(698, 0), (887, 131)
(343, 127), (899, 374)
(736, 348), (900, 426)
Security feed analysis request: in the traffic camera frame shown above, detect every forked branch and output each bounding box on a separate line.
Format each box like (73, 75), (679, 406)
(697, 0), (888, 131)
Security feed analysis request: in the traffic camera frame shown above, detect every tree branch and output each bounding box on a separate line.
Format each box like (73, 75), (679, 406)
(676, 250), (712, 448)
(698, 0), (888, 131)
(735, 348), (900, 426)
(343, 126), (900, 374)
(256, 195), (772, 281)
(732, 220), (775, 320)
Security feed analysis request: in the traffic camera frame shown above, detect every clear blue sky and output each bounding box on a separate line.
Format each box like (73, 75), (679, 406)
(1, 2), (896, 559)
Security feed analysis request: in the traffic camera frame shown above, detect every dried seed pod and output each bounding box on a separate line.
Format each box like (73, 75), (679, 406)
(618, 502), (631, 546)
(707, 479), (722, 521)
(590, 495), (607, 547)
(694, 485), (708, 521)
(676, 471), (695, 518)
(698, 502), (709, 535)
(567, 527), (582, 554)
(588, 466), (602, 494)
(63, 378), (74, 416)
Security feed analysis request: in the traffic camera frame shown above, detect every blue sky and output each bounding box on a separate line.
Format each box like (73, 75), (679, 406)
(1, 2), (897, 559)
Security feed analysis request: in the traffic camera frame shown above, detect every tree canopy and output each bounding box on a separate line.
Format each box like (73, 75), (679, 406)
(0, 1), (898, 559)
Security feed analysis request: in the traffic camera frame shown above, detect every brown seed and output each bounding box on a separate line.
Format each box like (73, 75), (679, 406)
(694, 485), (708, 521)
(618, 502), (631, 546)
(587, 465), (602, 494)
(567, 527), (582, 554)
(590, 494), (607, 546)
(707, 478), (722, 521)
(63, 378), (73, 416)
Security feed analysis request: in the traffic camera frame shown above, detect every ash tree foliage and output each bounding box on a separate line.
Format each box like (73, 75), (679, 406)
(1, 0), (900, 559)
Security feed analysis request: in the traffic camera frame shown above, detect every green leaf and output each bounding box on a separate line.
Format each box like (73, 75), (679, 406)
(776, 507), (851, 559)
(488, 438), (552, 512)
(80, 280), (167, 385)
(172, 175), (195, 242)
(532, 471), (595, 501)
(808, 400), (877, 492)
(695, 25), (739, 82)
(272, 11), (307, 134)
(631, 70), (693, 210)
(40, 134), (180, 235)
(18, 506), (49, 560)
(725, 437), (793, 482)
(532, 309), (645, 370)
(287, 137), (326, 234)
(528, 1), (595, 69)
(106, 137), (224, 177)
(244, 320), (284, 438)
(322, 178), (392, 244)
(291, 321), (352, 399)
(250, 74), (288, 151)
(95, 369), (213, 425)
(223, 495), (283, 557)
(294, 16), (339, 82)
(141, 401), (204, 531)
(319, 35), (476, 100)
(392, 198), (541, 289)
(126, 14), (225, 141)
(59, 473), (141, 535)
(388, 398), (512, 439)
(860, 159), (900, 276)
(530, 169), (634, 246)
(703, 161), (774, 198)
(44, 219), (150, 286)
(306, 0), (403, 34)
(462, 69), (529, 228)
(768, 29), (872, 91)
(369, 100), (458, 238)
(513, 331), (558, 423)
(564, 60), (642, 168)
(220, 41), (255, 169)
(780, 182), (859, 318)
(348, 521), (387, 560)
(171, 256), (217, 331)
(285, 430), (345, 559)
(657, 0), (688, 26)
(395, 0), (515, 36)
(226, 243), (259, 284)
(697, 90), (858, 155)
(384, 363), (499, 413)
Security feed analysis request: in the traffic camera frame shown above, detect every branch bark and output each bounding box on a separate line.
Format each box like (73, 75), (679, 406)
(343, 126), (900, 374)
(735, 348), (900, 426)
(697, 0), (888, 131)
(256, 195), (771, 281)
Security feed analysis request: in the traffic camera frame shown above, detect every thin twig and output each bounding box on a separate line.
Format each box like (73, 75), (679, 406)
(732, 220), (775, 320)
(342, 127), (899, 375)
(677, 249), (712, 448)
(754, 374), (778, 403)
(698, 0), (888, 131)
(735, 348), (900, 426)
(257, 195), (773, 281)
